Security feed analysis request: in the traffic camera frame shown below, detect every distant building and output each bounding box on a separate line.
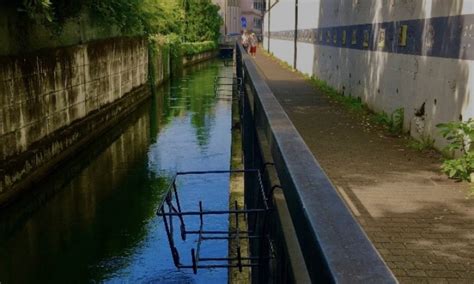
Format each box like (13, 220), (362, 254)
(240, 0), (264, 35)
(214, 0), (241, 35)
(213, 0), (264, 36)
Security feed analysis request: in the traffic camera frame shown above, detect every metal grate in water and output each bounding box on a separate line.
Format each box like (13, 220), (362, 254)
(214, 75), (242, 98)
(156, 170), (274, 274)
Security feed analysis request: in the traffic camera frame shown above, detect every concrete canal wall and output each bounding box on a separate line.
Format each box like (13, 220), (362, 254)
(264, 1), (474, 148)
(0, 37), (150, 205)
(0, 6), (219, 206)
(183, 50), (219, 67)
(0, 33), (219, 206)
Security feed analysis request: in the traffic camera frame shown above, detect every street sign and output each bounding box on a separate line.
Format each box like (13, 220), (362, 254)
(241, 16), (247, 28)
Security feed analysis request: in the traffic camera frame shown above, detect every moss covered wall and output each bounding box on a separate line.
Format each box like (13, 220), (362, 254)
(149, 44), (171, 86)
(0, 37), (149, 205)
(0, 17), (218, 205)
(0, 7), (122, 56)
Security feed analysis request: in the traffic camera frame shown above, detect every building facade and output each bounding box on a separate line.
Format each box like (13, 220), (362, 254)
(214, 0), (264, 36)
(214, 0), (241, 35)
(241, 0), (265, 35)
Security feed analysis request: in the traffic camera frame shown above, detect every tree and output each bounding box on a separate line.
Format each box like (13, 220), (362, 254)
(184, 0), (222, 42)
(11, 0), (222, 42)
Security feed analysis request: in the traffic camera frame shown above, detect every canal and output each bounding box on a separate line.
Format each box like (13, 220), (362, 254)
(0, 59), (233, 283)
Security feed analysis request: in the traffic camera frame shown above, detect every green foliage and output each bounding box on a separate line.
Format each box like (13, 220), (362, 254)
(308, 75), (407, 136)
(440, 152), (474, 181)
(17, 0), (54, 23)
(89, 0), (143, 34)
(183, 0), (222, 42)
(12, 0), (222, 41)
(162, 33), (184, 58)
(391, 108), (404, 134)
(158, 35), (216, 58)
(371, 108), (404, 134)
(372, 112), (391, 126)
(437, 118), (474, 181)
(437, 119), (474, 155)
(309, 76), (366, 112)
(407, 135), (435, 152)
(181, 41), (217, 56)
(155, 0), (184, 35)
(311, 77), (338, 96)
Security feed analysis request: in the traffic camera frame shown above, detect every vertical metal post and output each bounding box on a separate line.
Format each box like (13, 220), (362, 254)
(267, 0), (271, 52)
(293, 0), (298, 69)
(224, 0), (227, 35)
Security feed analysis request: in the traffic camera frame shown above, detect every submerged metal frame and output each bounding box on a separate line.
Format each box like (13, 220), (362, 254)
(156, 170), (273, 274)
(214, 76), (243, 97)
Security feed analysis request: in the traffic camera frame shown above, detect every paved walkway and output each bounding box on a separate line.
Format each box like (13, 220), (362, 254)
(253, 50), (474, 283)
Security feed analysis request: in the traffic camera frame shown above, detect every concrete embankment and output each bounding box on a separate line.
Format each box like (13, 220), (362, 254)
(0, 34), (217, 207)
(0, 37), (150, 205)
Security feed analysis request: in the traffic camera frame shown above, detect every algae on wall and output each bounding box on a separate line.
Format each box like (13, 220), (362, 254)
(0, 6), (122, 56)
(148, 41), (171, 86)
(0, 37), (149, 201)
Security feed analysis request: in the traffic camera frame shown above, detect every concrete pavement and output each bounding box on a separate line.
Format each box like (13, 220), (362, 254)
(252, 49), (474, 283)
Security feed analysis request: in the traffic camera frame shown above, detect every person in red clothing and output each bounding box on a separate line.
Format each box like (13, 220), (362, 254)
(250, 33), (257, 57)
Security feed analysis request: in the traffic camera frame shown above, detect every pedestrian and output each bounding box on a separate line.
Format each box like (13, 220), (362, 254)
(250, 33), (257, 57)
(241, 30), (250, 52)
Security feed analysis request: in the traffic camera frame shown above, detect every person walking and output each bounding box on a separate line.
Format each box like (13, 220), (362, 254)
(241, 30), (250, 52)
(250, 33), (258, 57)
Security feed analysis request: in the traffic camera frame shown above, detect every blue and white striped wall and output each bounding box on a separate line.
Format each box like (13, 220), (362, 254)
(263, 0), (474, 147)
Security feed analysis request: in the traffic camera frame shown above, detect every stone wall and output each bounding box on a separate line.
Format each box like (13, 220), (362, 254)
(0, 37), (149, 205)
(263, 1), (474, 148)
(182, 50), (219, 67)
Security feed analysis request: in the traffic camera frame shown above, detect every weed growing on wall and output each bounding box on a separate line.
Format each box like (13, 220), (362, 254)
(261, 49), (410, 137)
(372, 108), (404, 135)
(437, 119), (474, 181)
(407, 135), (435, 152)
(309, 77), (366, 112)
(308, 75), (408, 135)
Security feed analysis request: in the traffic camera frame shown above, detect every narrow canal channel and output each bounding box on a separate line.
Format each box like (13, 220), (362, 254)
(0, 59), (233, 283)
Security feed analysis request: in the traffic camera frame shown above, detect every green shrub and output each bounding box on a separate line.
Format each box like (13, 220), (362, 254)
(407, 135), (435, 152)
(17, 0), (54, 23)
(180, 41), (217, 56)
(182, 0), (222, 42)
(440, 152), (474, 181)
(308, 76), (366, 112)
(389, 108), (404, 134)
(371, 108), (404, 135)
(437, 118), (474, 181)
(12, 0), (221, 40)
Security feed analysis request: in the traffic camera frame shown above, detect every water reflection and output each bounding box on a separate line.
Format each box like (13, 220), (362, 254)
(0, 59), (232, 283)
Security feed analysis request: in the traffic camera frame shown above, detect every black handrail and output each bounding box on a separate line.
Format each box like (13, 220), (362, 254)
(236, 42), (397, 283)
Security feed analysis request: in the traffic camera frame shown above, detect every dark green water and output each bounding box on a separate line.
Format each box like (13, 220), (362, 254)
(0, 60), (234, 283)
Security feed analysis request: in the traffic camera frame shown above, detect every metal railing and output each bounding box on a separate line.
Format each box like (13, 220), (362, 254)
(236, 42), (397, 283)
